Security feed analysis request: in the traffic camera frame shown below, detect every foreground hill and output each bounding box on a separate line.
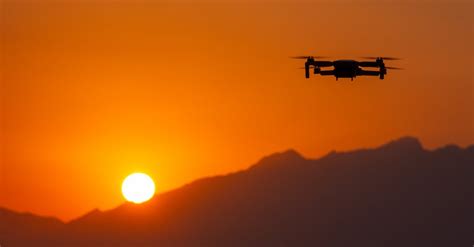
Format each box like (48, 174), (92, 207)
(1, 137), (473, 247)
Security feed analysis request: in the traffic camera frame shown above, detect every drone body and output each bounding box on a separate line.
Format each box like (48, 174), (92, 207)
(293, 56), (401, 80)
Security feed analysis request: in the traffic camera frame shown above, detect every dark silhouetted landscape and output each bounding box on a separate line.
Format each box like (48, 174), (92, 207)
(1, 137), (472, 247)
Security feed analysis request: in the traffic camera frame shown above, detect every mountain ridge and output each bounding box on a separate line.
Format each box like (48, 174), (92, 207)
(1, 136), (472, 247)
(2, 136), (473, 224)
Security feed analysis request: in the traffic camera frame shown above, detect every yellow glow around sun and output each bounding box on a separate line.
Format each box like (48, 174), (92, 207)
(122, 173), (156, 204)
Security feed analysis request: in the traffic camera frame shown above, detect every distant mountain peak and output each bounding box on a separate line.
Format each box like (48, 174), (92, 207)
(250, 149), (307, 170)
(380, 136), (423, 151)
(68, 208), (101, 225)
(82, 208), (101, 217)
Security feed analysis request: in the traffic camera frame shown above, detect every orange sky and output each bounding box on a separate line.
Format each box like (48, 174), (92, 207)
(1, 0), (473, 221)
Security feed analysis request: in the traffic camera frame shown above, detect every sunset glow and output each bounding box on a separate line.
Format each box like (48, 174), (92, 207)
(1, 0), (472, 221)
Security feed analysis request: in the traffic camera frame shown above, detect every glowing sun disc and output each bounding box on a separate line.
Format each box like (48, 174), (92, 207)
(122, 173), (156, 204)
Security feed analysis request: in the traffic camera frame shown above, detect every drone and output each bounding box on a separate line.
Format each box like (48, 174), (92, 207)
(292, 56), (402, 80)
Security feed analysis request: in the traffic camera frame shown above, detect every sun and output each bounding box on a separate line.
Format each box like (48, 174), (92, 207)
(122, 173), (156, 204)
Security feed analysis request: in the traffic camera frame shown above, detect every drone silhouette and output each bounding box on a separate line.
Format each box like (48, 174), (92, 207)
(292, 56), (402, 80)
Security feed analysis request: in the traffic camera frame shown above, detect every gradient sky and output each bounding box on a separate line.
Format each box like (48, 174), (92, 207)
(1, 0), (473, 221)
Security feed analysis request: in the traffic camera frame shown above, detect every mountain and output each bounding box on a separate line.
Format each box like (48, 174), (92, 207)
(1, 137), (473, 247)
(0, 207), (64, 246)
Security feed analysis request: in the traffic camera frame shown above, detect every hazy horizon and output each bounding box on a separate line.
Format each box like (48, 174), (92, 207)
(2, 136), (472, 221)
(1, 136), (472, 222)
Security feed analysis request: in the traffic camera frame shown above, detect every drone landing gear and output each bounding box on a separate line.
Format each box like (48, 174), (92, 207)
(305, 62), (310, 79)
(379, 64), (387, 80)
(314, 67), (320, 74)
(379, 68), (386, 80)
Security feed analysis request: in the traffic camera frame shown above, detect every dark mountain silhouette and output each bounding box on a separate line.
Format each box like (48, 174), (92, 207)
(1, 137), (473, 247)
(0, 207), (64, 246)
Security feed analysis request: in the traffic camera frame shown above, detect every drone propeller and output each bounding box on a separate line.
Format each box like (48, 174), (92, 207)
(290, 56), (328, 59)
(361, 56), (401, 61)
(385, 66), (403, 70)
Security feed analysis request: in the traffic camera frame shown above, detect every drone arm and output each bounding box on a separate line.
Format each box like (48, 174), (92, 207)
(313, 61), (334, 67)
(358, 61), (379, 67)
(357, 70), (380, 76)
(319, 70), (335, 76)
